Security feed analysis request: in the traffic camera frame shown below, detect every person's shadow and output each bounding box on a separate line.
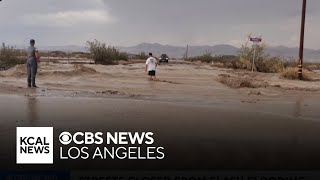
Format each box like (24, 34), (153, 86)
(27, 97), (39, 125)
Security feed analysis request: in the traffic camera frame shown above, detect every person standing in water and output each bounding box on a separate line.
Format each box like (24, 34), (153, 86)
(145, 53), (157, 80)
(26, 39), (39, 88)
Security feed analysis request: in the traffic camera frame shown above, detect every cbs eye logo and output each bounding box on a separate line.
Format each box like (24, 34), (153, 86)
(59, 132), (72, 145)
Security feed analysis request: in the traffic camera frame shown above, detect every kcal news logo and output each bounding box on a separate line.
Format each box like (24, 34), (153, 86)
(16, 128), (164, 164)
(16, 127), (53, 164)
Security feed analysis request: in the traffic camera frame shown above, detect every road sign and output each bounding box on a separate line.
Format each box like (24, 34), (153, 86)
(249, 37), (262, 72)
(250, 37), (262, 43)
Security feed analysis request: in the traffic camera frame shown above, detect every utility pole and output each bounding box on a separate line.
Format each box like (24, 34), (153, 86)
(298, 0), (307, 80)
(183, 45), (189, 60)
(186, 45), (189, 60)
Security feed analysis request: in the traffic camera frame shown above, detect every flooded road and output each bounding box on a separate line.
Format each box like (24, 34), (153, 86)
(0, 95), (320, 170)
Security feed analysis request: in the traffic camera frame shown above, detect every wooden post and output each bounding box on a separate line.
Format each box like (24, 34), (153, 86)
(298, 0), (307, 80)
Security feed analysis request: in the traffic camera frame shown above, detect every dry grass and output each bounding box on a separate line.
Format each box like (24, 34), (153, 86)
(281, 68), (313, 81)
(0, 43), (25, 70)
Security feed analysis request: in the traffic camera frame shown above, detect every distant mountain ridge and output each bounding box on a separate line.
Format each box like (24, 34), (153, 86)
(41, 45), (88, 52)
(118, 43), (239, 59)
(34, 43), (319, 62)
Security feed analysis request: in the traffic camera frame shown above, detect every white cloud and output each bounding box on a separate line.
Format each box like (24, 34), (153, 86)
(1, 0), (319, 48)
(21, 10), (115, 27)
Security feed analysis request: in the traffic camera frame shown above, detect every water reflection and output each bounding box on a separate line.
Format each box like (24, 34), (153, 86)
(294, 96), (303, 118)
(27, 97), (39, 125)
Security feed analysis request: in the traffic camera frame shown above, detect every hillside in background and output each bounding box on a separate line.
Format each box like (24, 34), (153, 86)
(31, 43), (319, 62)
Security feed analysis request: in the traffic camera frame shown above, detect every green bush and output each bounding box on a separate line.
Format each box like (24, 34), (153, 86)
(0, 43), (25, 70)
(87, 40), (128, 65)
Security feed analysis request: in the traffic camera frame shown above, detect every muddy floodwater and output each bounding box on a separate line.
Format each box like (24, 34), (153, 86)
(0, 62), (320, 170)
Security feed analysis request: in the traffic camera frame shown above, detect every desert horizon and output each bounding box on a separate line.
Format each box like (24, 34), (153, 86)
(5, 42), (320, 61)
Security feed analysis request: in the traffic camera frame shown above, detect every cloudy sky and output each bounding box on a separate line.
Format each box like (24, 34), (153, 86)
(0, 0), (319, 49)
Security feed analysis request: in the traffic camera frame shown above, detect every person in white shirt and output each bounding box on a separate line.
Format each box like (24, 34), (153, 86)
(145, 53), (158, 80)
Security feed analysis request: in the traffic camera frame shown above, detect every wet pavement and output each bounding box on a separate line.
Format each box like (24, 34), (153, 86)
(0, 94), (320, 170)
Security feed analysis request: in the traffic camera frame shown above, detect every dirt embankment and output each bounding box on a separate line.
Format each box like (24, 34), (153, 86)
(0, 64), (97, 77)
(218, 73), (269, 88)
(218, 69), (320, 92)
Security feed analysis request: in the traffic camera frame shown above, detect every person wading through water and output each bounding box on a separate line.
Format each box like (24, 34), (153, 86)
(145, 53), (158, 80)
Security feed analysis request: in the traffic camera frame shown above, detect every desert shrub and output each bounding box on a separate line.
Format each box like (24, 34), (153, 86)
(188, 36), (305, 74)
(238, 41), (267, 70)
(212, 55), (239, 65)
(255, 56), (284, 73)
(188, 45), (285, 72)
(304, 62), (320, 71)
(0, 43), (25, 70)
(237, 39), (285, 73)
(188, 53), (239, 65)
(281, 68), (312, 81)
(283, 60), (298, 68)
(137, 52), (149, 60)
(87, 40), (128, 65)
(192, 52), (214, 63)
